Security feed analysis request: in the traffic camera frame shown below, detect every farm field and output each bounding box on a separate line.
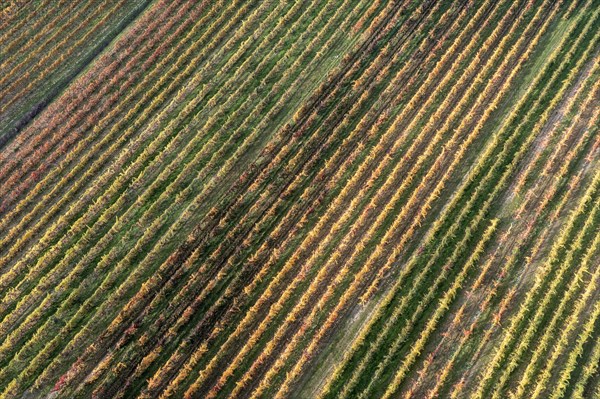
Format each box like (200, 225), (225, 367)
(0, 0), (599, 398)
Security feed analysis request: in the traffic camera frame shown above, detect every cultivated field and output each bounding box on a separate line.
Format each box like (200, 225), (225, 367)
(0, 0), (598, 398)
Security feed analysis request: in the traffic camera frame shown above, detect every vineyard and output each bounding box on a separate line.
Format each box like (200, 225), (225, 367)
(0, 0), (598, 398)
